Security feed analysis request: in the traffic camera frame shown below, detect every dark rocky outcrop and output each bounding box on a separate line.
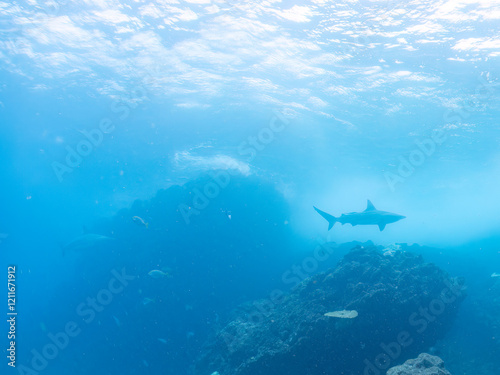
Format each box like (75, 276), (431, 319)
(195, 246), (465, 375)
(478, 275), (500, 340)
(386, 353), (451, 375)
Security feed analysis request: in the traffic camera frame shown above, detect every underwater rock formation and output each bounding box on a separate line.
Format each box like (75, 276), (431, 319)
(386, 353), (451, 375)
(480, 276), (500, 335)
(195, 246), (465, 375)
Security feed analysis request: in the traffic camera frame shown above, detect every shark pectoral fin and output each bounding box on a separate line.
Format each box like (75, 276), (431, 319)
(60, 243), (65, 257)
(378, 223), (386, 231)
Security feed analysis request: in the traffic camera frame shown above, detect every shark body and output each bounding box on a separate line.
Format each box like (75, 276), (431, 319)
(62, 233), (114, 256)
(314, 200), (405, 231)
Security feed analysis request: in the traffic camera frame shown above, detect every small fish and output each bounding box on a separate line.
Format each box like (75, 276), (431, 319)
(142, 297), (155, 305)
(157, 338), (167, 344)
(221, 209), (232, 220)
(492, 273), (500, 278)
(148, 269), (170, 279)
(132, 216), (149, 229)
(324, 310), (358, 319)
(142, 360), (149, 367)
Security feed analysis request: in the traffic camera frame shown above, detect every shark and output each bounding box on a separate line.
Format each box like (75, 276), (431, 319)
(314, 200), (405, 231)
(62, 233), (114, 256)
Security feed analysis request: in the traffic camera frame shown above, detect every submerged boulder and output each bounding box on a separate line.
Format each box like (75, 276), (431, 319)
(386, 353), (451, 375)
(195, 246), (465, 375)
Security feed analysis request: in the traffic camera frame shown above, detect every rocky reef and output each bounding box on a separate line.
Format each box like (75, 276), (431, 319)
(386, 353), (451, 375)
(195, 246), (465, 375)
(479, 275), (500, 340)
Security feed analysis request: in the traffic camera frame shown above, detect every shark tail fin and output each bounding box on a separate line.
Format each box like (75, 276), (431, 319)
(313, 206), (337, 231)
(145, 222), (149, 229)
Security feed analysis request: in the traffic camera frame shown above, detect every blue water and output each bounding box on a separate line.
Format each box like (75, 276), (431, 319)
(1, 1), (499, 374)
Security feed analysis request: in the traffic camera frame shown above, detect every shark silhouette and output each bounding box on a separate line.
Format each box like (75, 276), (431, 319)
(314, 200), (405, 231)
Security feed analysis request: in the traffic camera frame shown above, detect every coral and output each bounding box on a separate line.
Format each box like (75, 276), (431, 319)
(386, 353), (451, 375)
(195, 246), (465, 375)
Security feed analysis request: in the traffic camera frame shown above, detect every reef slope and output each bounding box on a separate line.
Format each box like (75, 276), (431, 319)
(196, 246), (465, 375)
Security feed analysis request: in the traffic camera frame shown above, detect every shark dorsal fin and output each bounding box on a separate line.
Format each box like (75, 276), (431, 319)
(365, 200), (376, 211)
